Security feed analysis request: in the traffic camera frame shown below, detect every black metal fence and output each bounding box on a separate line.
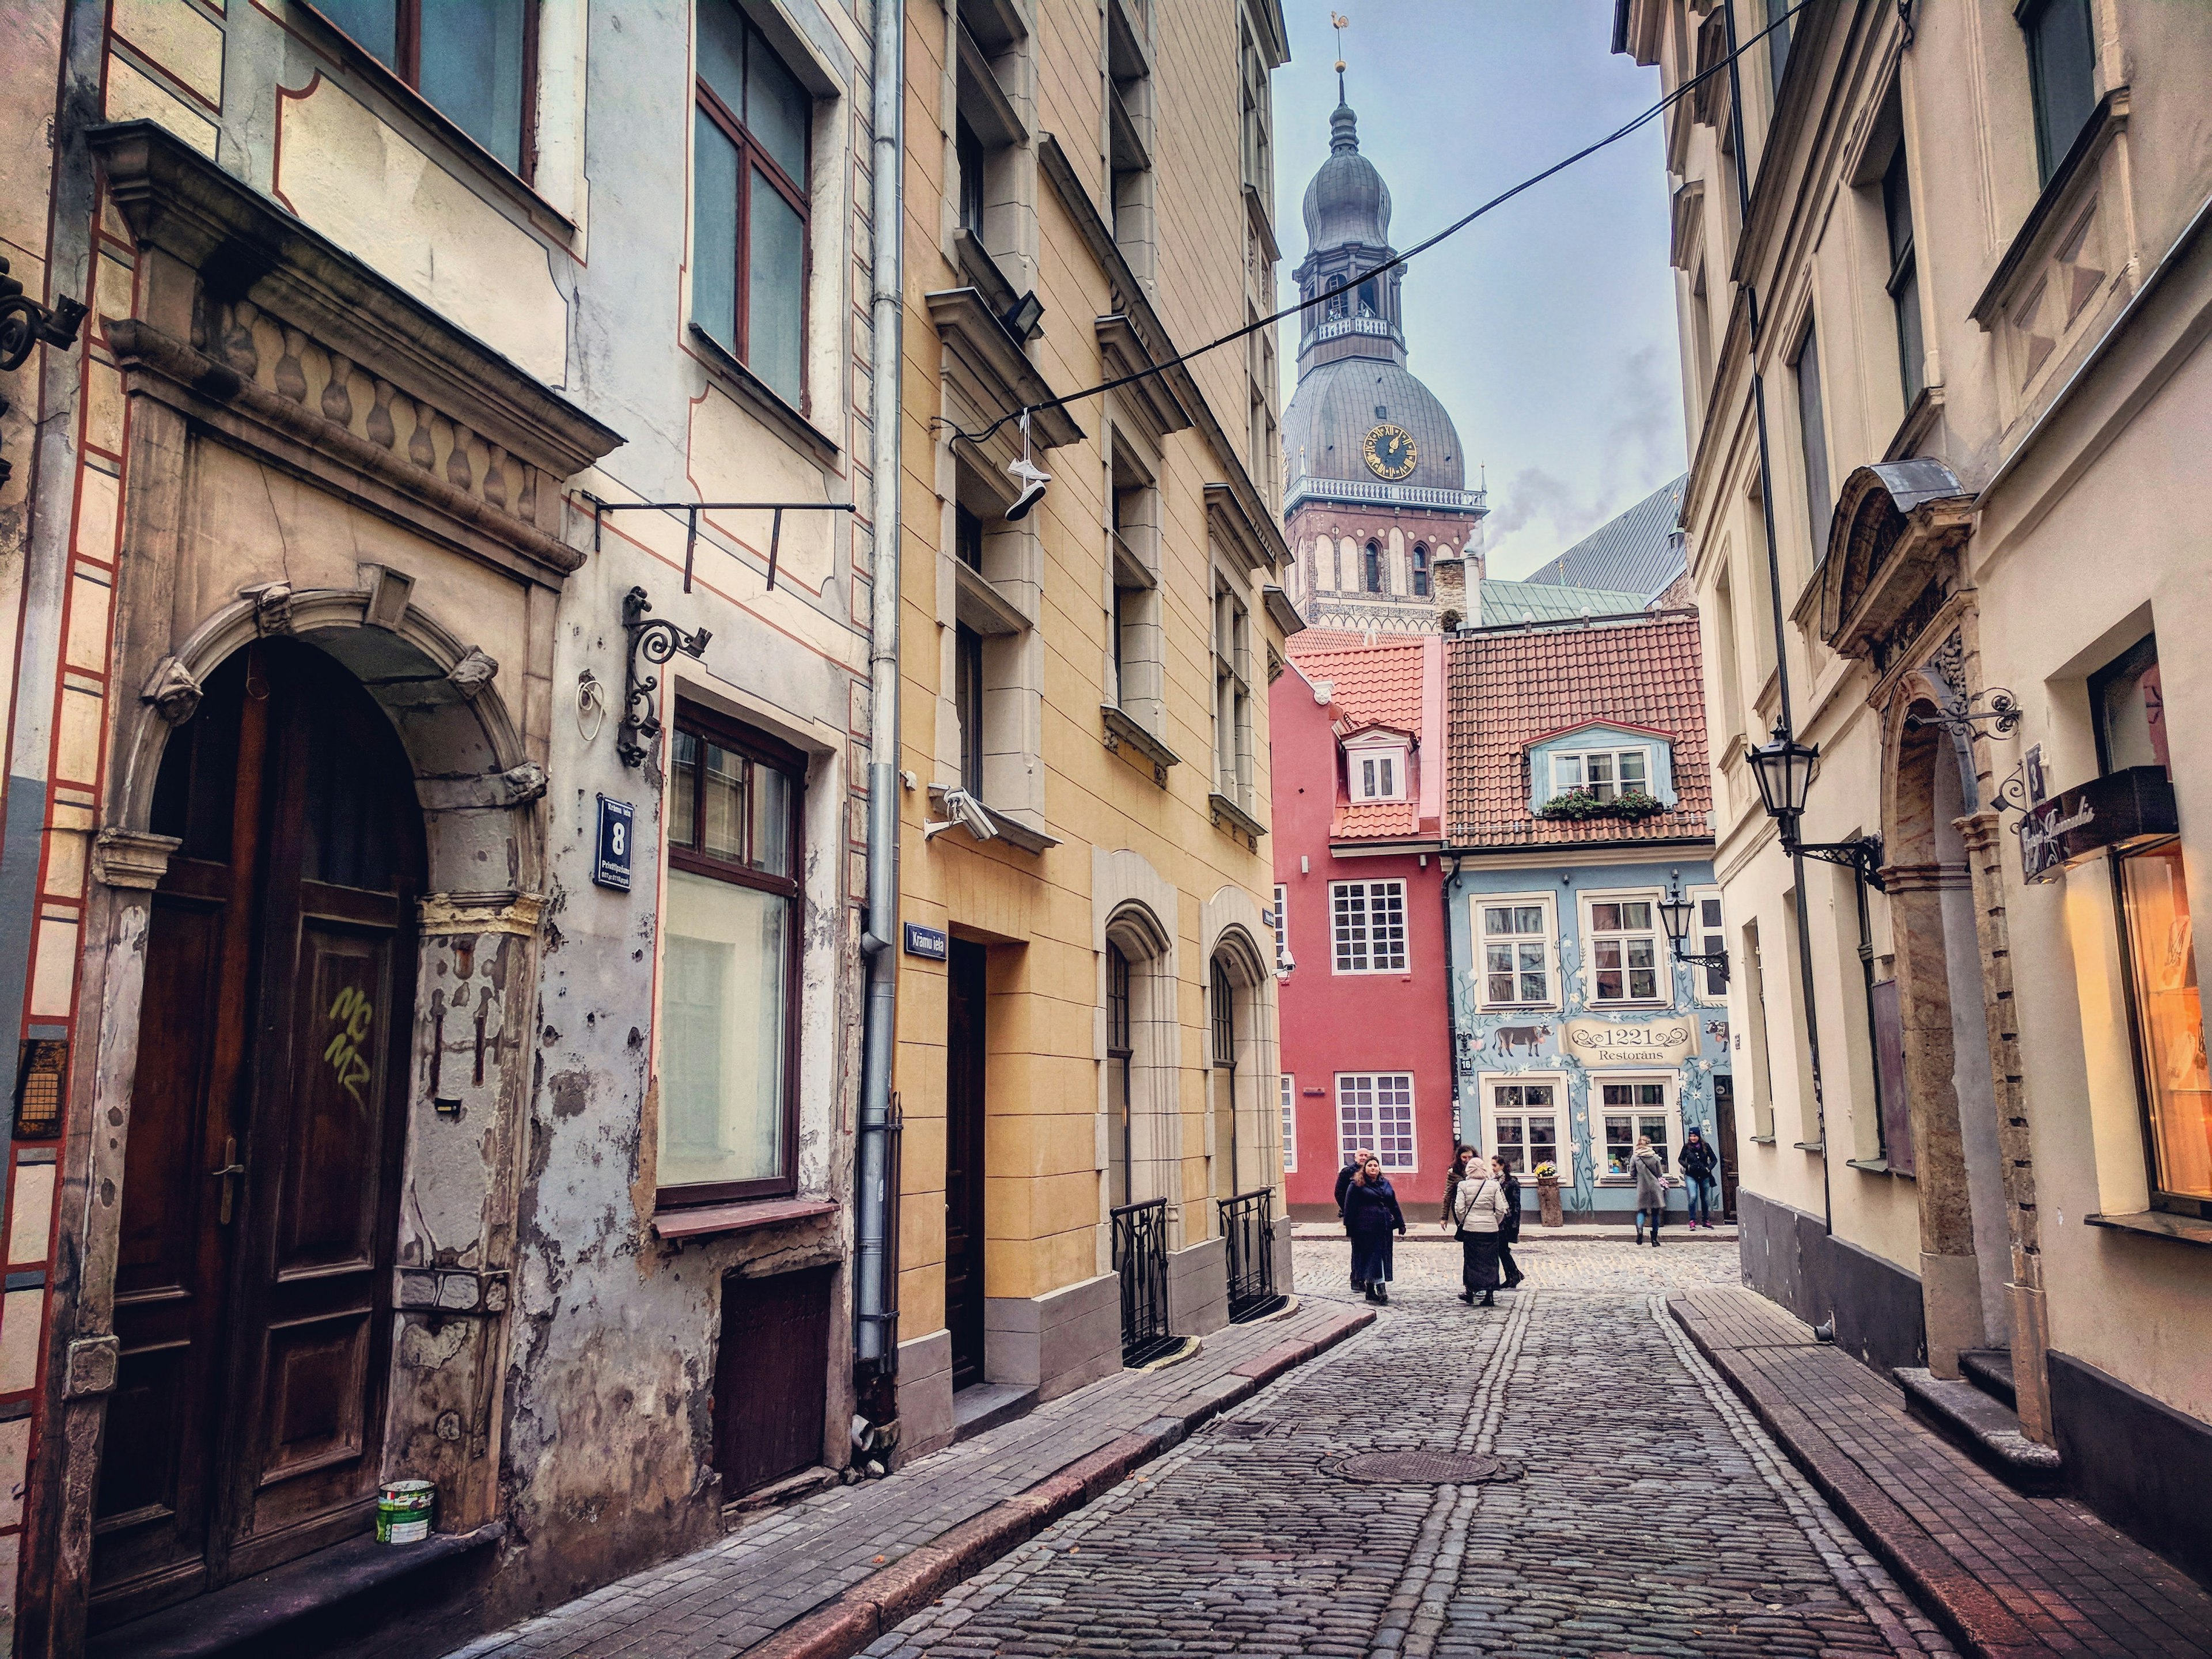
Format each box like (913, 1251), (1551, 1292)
(1111, 1198), (1175, 1365)
(1220, 1188), (1284, 1323)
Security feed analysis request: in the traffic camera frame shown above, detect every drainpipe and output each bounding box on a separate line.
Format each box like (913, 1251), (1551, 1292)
(1721, 1), (1834, 1245)
(1440, 853), (1464, 1146)
(853, 0), (904, 1406)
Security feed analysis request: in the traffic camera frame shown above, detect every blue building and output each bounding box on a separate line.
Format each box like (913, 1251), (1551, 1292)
(1442, 605), (1734, 1221)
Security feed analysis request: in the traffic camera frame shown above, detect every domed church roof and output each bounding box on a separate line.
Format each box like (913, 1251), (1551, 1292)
(1283, 358), (1465, 493)
(1302, 103), (1392, 249)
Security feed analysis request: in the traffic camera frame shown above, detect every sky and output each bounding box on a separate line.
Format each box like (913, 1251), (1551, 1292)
(1270, 0), (1688, 578)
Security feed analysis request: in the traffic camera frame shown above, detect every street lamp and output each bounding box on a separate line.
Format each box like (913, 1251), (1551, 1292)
(1743, 720), (1887, 891)
(1657, 873), (1728, 986)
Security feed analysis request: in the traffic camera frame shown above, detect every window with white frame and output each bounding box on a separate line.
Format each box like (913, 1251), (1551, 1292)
(1212, 581), (1254, 810)
(1272, 884), (1289, 971)
(1690, 886), (1727, 1001)
(1336, 1073), (1415, 1170)
(1552, 747), (1650, 802)
(1587, 895), (1661, 1002)
(1331, 880), (1407, 974)
(1486, 1079), (1563, 1180)
(1280, 1071), (1297, 1171)
(1600, 1078), (1679, 1180)
(1478, 894), (1555, 1007)
(1351, 744), (1407, 802)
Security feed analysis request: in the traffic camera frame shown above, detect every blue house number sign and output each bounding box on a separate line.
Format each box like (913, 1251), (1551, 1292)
(595, 796), (634, 891)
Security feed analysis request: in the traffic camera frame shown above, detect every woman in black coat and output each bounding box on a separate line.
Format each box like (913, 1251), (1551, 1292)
(1491, 1155), (1526, 1290)
(1342, 1156), (1406, 1304)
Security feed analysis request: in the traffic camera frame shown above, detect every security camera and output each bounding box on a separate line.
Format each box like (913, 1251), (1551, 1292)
(1277, 951), (1295, 979)
(943, 787), (998, 839)
(1004, 457), (1051, 521)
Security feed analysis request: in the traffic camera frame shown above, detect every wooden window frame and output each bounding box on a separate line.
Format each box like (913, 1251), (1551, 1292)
(1596, 1073), (1681, 1185)
(1585, 891), (1665, 1006)
(304, 0), (543, 184)
(660, 699), (808, 1208)
(1335, 1072), (1417, 1172)
(1484, 1075), (1569, 1184)
(1330, 879), (1408, 975)
(694, 9), (815, 407)
(1477, 891), (1558, 1012)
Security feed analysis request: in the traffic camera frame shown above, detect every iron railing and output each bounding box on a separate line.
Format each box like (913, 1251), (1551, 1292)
(1219, 1188), (1285, 1323)
(1111, 1198), (1175, 1365)
(1283, 475), (1490, 513)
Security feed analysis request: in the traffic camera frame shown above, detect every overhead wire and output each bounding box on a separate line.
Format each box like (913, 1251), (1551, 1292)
(936, 0), (1806, 450)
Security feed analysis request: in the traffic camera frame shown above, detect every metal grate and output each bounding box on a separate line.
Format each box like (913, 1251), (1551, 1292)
(1220, 1187), (1284, 1322)
(13, 1040), (66, 1140)
(1112, 1198), (1176, 1365)
(1334, 1450), (1514, 1485)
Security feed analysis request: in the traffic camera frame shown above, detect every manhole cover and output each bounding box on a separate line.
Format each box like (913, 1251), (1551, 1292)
(1214, 1421), (1272, 1439)
(1334, 1451), (1514, 1484)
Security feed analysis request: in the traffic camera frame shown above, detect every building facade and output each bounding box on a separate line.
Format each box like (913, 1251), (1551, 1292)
(1277, 95), (1488, 636)
(1272, 634), (1453, 1218)
(1619, 0), (2212, 1576)
(1, 0), (891, 1650)
(1443, 609), (1730, 1221)
(888, 0), (1295, 1456)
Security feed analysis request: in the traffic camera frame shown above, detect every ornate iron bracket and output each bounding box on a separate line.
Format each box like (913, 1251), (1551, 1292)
(1897, 0), (1916, 48)
(0, 257), (89, 490)
(1903, 687), (2022, 741)
(1790, 833), (1887, 893)
(618, 586), (710, 768)
(1992, 759), (2033, 817)
(1671, 945), (1730, 987)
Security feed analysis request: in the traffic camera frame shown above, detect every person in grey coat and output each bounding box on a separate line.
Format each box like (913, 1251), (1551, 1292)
(1631, 1135), (1670, 1247)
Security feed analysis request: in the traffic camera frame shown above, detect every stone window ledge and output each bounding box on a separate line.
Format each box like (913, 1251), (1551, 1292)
(2084, 1210), (2212, 1249)
(652, 1196), (838, 1241)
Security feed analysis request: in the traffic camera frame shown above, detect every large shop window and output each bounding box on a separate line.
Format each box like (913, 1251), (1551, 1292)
(2097, 637), (2209, 1214)
(1336, 1073), (1415, 1171)
(1480, 896), (1554, 1008)
(692, 0), (812, 406)
(660, 705), (806, 1203)
(312, 0), (538, 175)
(1600, 1080), (1675, 1180)
(1488, 1081), (1560, 1178)
(1331, 880), (1407, 974)
(1588, 896), (1661, 1003)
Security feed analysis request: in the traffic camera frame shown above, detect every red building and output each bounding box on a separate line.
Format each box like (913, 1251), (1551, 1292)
(1272, 633), (1456, 1217)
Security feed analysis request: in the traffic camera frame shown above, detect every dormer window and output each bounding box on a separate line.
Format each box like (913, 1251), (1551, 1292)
(1343, 730), (1411, 803)
(1553, 747), (1649, 802)
(1358, 753), (1396, 800)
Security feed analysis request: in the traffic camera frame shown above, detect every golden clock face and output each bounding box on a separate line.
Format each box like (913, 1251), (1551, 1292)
(1362, 423), (1417, 481)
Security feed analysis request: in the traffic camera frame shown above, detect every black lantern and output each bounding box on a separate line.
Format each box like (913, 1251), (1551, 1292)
(1745, 721), (1819, 822)
(1658, 873), (1728, 985)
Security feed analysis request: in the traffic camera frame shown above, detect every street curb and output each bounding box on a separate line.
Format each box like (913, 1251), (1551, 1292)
(1667, 1299), (2014, 1659)
(745, 1305), (1375, 1659)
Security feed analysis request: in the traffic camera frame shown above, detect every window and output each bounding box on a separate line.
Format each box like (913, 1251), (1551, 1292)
(1211, 957), (1237, 1069)
(1272, 884), (1289, 972)
(2022, 0), (2097, 186)
(660, 706), (805, 1200)
(957, 113), (987, 240)
(1211, 582), (1253, 808)
(1363, 542), (1382, 594)
(1353, 747), (1406, 802)
(1883, 143), (1923, 407)
(1331, 880), (1407, 974)
(955, 502), (984, 572)
(1792, 323), (1832, 557)
(1552, 748), (1649, 802)
(1589, 897), (1661, 1003)
(1763, 0), (1791, 100)
(1412, 546), (1430, 598)
(692, 0), (811, 406)
(1107, 942), (1132, 1209)
(1280, 1072), (1297, 1172)
(1487, 1081), (1561, 1178)
(2096, 637), (2207, 1214)
(313, 0), (537, 175)
(955, 622), (984, 798)
(1337, 1073), (1415, 1171)
(1744, 917), (1777, 1139)
(1690, 887), (1728, 1001)
(1601, 1080), (1676, 1180)
(1480, 897), (1554, 1007)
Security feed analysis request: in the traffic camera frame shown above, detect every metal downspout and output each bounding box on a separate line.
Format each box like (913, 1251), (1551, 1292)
(1440, 853), (1464, 1147)
(853, 0), (904, 1391)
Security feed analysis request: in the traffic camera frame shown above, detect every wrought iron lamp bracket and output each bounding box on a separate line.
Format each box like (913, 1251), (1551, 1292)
(0, 257), (86, 376)
(1902, 688), (2022, 741)
(1992, 759), (2033, 817)
(618, 586), (711, 768)
(1670, 945), (1730, 987)
(1789, 831), (1887, 893)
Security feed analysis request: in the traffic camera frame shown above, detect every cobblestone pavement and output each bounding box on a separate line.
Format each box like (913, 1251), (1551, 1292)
(865, 1243), (1955, 1659)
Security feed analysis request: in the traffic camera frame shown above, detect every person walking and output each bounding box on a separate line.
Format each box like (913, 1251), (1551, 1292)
(1679, 1128), (1719, 1230)
(1631, 1134), (1669, 1247)
(1336, 1149), (1373, 1287)
(1449, 1157), (1509, 1305)
(1343, 1156), (1406, 1304)
(1491, 1155), (1525, 1289)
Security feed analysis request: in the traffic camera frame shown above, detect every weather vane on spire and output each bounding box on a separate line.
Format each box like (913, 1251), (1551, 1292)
(1332, 11), (1349, 102)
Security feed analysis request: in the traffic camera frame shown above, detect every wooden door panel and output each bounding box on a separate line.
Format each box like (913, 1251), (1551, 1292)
(93, 1339), (191, 1541)
(113, 896), (224, 1302)
(253, 1309), (372, 1487)
(945, 942), (987, 1388)
(270, 922), (395, 1278)
(714, 1268), (831, 1496)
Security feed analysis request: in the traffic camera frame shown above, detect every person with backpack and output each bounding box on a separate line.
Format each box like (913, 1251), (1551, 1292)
(1449, 1158), (1510, 1306)
(1678, 1127), (1719, 1230)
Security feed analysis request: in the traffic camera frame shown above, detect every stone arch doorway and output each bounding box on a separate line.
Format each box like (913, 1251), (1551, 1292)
(1882, 681), (2011, 1375)
(93, 639), (429, 1623)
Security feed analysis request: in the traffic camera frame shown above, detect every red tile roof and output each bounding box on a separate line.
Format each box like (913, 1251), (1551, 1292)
(1286, 633), (1432, 843)
(1445, 611), (1712, 849)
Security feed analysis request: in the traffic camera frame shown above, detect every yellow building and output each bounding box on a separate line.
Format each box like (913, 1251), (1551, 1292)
(887, 0), (1297, 1450)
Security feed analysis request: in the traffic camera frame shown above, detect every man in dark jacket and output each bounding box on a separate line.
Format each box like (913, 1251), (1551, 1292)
(1336, 1149), (1373, 1285)
(1679, 1128), (1719, 1229)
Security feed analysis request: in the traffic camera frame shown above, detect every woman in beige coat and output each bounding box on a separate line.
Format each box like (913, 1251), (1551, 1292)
(1448, 1162), (1510, 1307)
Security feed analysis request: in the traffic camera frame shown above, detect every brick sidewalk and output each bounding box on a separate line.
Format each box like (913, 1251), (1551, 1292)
(441, 1298), (1370, 1659)
(1672, 1287), (2212, 1659)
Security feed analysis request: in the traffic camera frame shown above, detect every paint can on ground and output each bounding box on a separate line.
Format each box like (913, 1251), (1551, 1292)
(376, 1479), (435, 1544)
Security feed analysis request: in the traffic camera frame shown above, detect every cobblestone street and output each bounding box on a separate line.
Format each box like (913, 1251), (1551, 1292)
(864, 1241), (1953, 1659)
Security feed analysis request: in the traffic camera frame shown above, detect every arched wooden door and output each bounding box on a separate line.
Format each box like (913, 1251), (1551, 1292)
(93, 641), (425, 1625)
